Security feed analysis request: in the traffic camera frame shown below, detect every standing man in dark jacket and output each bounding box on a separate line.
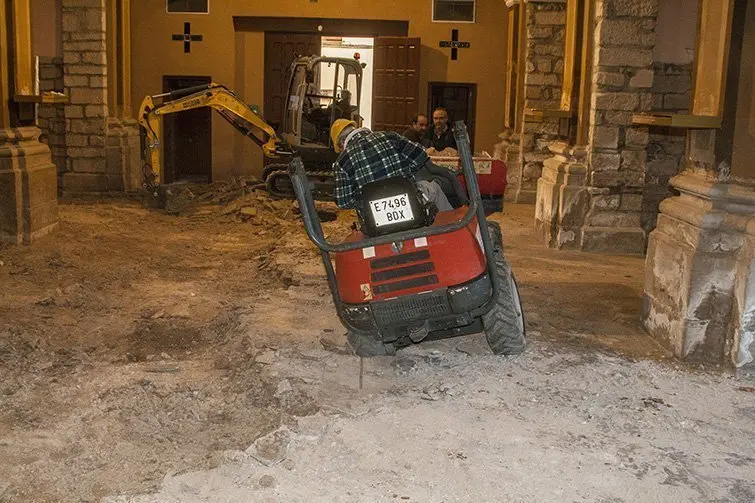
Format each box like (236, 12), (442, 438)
(425, 107), (457, 152)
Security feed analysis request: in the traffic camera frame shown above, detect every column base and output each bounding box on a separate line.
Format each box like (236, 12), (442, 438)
(643, 172), (755, 368)
(0, 128), (58, 245)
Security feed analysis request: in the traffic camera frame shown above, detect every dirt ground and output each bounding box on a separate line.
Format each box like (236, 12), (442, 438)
(0, 192), (753, 503)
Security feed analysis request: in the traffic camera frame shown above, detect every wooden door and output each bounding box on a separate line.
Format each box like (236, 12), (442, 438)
(372, 37), (421, 133)
(264, 33), (321, 131)
(162, 75), (212, 183)
(428, 82), (477, 150)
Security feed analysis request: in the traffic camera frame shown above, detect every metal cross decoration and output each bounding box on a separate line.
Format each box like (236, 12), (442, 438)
(172, 22), (203, 53)
(439, 29), (470, 61)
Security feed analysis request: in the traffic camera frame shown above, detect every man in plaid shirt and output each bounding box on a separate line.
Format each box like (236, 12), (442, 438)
(331, 120), (452, 211)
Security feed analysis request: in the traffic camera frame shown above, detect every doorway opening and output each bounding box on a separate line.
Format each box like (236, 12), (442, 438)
(162, 75), (212, 184)
(321, 37), (374, 128)
(428, 82), (477, 151)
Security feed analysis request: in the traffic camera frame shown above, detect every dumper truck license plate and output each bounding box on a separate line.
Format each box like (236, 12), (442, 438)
(370, 193), (414, 227)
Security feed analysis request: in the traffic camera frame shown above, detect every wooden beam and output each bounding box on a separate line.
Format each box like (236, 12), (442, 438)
(691, 0), (736, 116)
(575, 0), (594, 145)
(0, 0), (10, 127)
(11, 0), (33, 96)
(514, 2), (527, 132)
(504, 6), (518, 129)
(121, 0), (132, 118)
(233, 16), (408, 37)
(560, 0), (581, 112)
(632, 113), (722, 128)
(107, 0), (119, 117)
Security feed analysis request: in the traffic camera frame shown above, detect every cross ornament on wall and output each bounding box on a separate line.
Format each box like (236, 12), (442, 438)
(172, 22), (203, 53)
(439, 29), (470, 61)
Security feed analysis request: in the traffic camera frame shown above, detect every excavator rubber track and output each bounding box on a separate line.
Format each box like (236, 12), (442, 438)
(265, 169), (335, 201)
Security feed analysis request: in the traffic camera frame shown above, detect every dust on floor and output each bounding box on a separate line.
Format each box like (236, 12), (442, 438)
(0, 196), (752, 503)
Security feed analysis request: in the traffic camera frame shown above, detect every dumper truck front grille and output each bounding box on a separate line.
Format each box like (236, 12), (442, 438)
(371, 292), (450, 326)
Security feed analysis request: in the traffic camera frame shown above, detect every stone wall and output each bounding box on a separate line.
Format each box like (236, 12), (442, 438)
(37, 56), (67, 178)
(643, 62), (692, 233)
(516, 0), (566, 203)
(579, 0), (659, 253)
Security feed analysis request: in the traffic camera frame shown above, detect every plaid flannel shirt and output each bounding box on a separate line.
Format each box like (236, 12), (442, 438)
(334, 129), (429, 209)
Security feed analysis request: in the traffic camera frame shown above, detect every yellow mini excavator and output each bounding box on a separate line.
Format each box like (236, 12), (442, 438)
(138, 55), (366, 200)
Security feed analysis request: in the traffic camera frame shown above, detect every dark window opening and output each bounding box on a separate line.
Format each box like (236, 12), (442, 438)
(167, 0), (209, 14)
(433, 0), (475, 23)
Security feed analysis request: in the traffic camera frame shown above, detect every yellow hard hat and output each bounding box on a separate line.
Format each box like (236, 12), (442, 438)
(330, 119), (356, 153)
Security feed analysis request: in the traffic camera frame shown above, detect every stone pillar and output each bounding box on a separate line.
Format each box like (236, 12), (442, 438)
(515, 0), (567, 203)
(579, 0), (658, 253)
(644, 174), (755, 367)
(59, 0), (111, 193)
(535, 141), (589, 248)
(0, 128), (59, 244)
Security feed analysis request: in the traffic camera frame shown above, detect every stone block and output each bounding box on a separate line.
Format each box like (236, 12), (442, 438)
(595, 71), (626, 88)
(603, 111), (634, 126)
(529, 26), (554, 38)
(598, 19), (656, 47)
(534, 11), (567, 25)
(65, 105), (85, 118)
(66, 64), (106, 75)
(630, 69), (654, 88)
(61, 172), (109, 192)
(612, 0), (660, 17)
(89, 135), (106, 147)
(534, 45), (564, 57)
(65, 134), (89, 147)
(65, 40), (106, 51)
(536, 59), (553, 73)
(89, 76), (107, 88)
(68, 31), (106, 42)
(582, 226), (647, 255)
(595, 47), (653, 68)
(591, 169), (644, 187)
(554, 60), (564, 75)
(594, 92), (640, 111)
(592, 194), (621, 211)
(592, 126), (620, 148)
(63, 75), (89, 87)
(85, 105), (107, 118)
(70, 157), (106, 173)
(590, 152), (621, 171)
(621, 149), (647, 171)
(625, 127), (650, 147)
(64, 0), (103, 7)
(68, 146), (106, 158)
(81, 51), (107, 65)
(587, 210), (642, 228)
(69, 119), (106, 135)
(621, 194), (644, 212)
(526, 73), (560, 86)
(70, 87), (106, 105)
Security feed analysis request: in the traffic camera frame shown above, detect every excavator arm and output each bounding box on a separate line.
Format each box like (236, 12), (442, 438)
(137, 83), (292, 190)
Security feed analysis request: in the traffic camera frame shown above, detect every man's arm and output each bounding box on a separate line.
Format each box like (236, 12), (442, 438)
(395, 134), (430, 173)
(333, 157), (356, 209)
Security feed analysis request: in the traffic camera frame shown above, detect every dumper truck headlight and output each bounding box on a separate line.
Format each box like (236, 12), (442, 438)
(342, 304), (376, 331)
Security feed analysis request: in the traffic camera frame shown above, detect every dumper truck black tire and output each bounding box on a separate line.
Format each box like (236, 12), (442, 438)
(347, 329), (396, 357)
(482, 222), (526, 355)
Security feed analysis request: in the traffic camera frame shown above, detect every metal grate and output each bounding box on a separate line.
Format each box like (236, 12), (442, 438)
(372, 292), (450, 325)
